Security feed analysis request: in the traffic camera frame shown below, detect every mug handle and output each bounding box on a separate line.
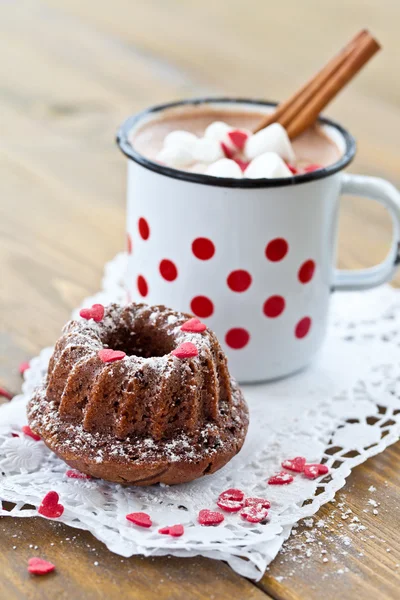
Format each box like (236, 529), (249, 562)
(333, 173), (400, 291)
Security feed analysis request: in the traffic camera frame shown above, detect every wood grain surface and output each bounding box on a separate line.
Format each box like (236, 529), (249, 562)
(1, 1), (399, 598)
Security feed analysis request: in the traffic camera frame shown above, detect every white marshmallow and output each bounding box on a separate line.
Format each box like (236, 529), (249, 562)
(245, 123), (295, 163)
(244, 152), (293, 179)
(193, 138), (224, 164)
(164, 130), (198, 152)
(206, 158), (243, 178)
(156, 146), (194, 168)
(204, 121), (233, 142)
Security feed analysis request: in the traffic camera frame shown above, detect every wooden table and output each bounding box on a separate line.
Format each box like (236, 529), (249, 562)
(1, 1), (400, 598)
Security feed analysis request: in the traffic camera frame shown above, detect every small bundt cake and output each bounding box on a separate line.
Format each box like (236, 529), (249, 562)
(28, 302), (248, 485)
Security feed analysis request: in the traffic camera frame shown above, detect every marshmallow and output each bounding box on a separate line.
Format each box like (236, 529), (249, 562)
(204, 121), (233, 142)
(156, 146), (194, 168)
(193, 137), (224, 164)
(244, 152), (293, 179)
(245, 123), (295, 163)
(164, 130), (198, 152)
(206, 159), (243, 178)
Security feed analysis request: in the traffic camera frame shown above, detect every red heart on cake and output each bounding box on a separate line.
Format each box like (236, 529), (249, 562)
(282, 456), (306, 473)
(303, 463), (329, 479)
(126, 512), (152, 528)
(180, 318), (207, 333)
(198, 509), (224, 526)
(79, 303), (105, 322)
(38, 491), (64, 518)
(22, 425), (41, 441)
(28, 557), (55, 575)
(98, 349), (126, 363)
(228, 129), (248, 150)
(171, 342), (198, 359)
(268, 472), (294, 485)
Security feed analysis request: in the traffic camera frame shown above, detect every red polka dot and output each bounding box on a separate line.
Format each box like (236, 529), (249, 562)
(263, 295), (285, 318)
(265, 238), (289, 262)
(190, 296), (214, 318)
(159, 259), (178, 282)
(138, 217), (150, 240)
(298, 260), (316, 283)
(295, 317), (312, 339)
(137, 275), (148, 297)
(192, 238), (215, 260)
(127, 233), (133, 254)
(225, 328), (250, 350)
(227, 270), (252, 292)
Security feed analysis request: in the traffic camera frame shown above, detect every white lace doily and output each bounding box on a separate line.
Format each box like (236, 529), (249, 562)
(1, 253), (400, 580)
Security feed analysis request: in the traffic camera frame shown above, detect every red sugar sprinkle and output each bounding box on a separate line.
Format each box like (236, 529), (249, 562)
(192, 238), (215, 261)
(304, 463), (329, 479)
(28, 557), (55, 576)
(0, 387), (13, 401)
(190, 295), (214, 318)
(218, 488), (245, 502)
(66, 470), (91, 480)
(217, 498), (243, 512)
(126, 512), (152, 528)
(19, 361), (30, 375)
(38, 491), (64, 519)
(79, 303), (104, 322)
(220, 141), (234, 159)
(268, 472), (294, 485)
(244, 497), (271, 509)
(198, 509), (224, 526)
(22, 425), (41, 441)
(172, 342), (198, 359)
(180, 318), (207, 333)
(282, 456), (306, 473)
(158, 524), (184, 537)
(228, 130), (248, 150)
(98, 349), (126, 363)
(240, 505), (269, 523)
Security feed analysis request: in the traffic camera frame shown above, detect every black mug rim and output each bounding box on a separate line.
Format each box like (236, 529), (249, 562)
(116, 97), (356, 189)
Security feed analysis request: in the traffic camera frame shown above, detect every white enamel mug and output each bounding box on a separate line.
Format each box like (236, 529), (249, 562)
(117, 98), (400, 382)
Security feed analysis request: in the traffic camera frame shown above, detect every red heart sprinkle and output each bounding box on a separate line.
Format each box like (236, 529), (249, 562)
(218, 488), (245, 502)
(217, 498), (243, 512)
(79, 303), (105, 322)
(198, 509), (224, 526)
(19, 361), (30, 375)
(38, 491), (64, 518)
(28, 557), (55, 575)
(304, 463), (329, 479)
(234, 159), (250, 172)
(172, 342), (198, 359)
(126, 512), (152, 528)
(286, 163), (298, 174)
(303, 164), (323, 173)
(268, 472), (294, 485)
(240, 505), (269, 523)
(244, 497), (271, 509)
(228, 130), (248, 150)
(22, 426), (41, 441)
(98, 349), (126, 363)
(158, 524), (184, 537)
(180, 318), (207, 333)
(66, 469), (91, 480)
(0, 387), (13, 401)
(282, 456), (306, 473)
(220, 141), (234, 159)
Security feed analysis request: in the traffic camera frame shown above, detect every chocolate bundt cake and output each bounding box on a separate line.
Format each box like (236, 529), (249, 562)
(28, 303), (248, 485)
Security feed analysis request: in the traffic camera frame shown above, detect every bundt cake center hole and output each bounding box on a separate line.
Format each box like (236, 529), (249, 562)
(104, 325), (175, 358)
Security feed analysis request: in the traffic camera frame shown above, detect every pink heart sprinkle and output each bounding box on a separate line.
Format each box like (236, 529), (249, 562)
(268, 472), (294, 485)
(180, 318), (207, 333)
(28, 557), (55, 575)
(304, 463), (329, 479)
(22, 425), (41, 441)
(66, 469), (91, 480)
(126, 512), (152, 528)
(19, 361), (30, 375)
(158, 524), (184, 537)
(198, 509), (224, 526)
(282, 456), (306, 473)
(216, 498), (243, 513)
(98, 349), (126, 363)
(244, 497), (271, 509)
(240, 505), (269, 523)
(38, 491), (64, 519)
(79, 303), (105, 322)
(218, 488), (245, 502)
(171, 342), (198, 359)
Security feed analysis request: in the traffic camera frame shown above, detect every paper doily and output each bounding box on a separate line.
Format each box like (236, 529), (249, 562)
(1, 253), (400, 580)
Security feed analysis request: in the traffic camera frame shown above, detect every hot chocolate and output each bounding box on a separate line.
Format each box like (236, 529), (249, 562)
(131, 104), (343, 179)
